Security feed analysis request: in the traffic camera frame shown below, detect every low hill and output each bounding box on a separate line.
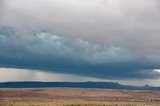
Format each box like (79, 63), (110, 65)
(0, 82), (160, 90)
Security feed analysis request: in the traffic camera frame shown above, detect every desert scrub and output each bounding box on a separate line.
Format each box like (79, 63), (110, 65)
(63, 104), (119, 106)
(63, 104), (95, 106)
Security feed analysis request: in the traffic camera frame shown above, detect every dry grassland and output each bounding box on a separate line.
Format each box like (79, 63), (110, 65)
(0, 88), (160, 106)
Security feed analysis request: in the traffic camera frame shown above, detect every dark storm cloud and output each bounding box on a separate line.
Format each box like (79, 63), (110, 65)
(0, 27), (160, 79)
(0, 0), (160, 79)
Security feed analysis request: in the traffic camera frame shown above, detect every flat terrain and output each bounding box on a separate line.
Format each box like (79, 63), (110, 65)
(0, 88), (160, 106)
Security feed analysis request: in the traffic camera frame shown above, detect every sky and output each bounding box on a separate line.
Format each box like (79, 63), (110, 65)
(0, 0), (160, 86)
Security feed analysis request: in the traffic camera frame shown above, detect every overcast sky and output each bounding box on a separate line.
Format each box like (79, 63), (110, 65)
(0, 0), (160, 85)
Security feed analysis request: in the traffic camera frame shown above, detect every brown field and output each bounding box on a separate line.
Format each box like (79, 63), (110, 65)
(0, 88), (160, 106)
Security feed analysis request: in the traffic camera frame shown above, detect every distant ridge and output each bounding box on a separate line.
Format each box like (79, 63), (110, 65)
(0, 82), (160, 90)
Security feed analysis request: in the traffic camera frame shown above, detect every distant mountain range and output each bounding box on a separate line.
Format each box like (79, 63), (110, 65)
(0, 82), (160, 90)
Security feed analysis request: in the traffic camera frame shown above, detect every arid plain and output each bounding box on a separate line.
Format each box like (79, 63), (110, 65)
(0, 88), (160, 106)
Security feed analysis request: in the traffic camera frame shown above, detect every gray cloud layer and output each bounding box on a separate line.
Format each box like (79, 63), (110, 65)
(0, 0), (160, 79)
